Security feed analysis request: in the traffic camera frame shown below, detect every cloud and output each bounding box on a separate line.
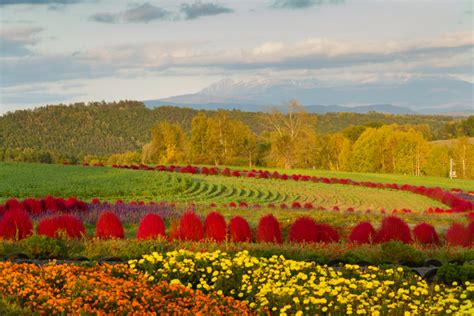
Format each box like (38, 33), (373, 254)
(1, 32), (472, 90)
(180, 1), (233, 20)
(89, 12), (117, 24)
(271, 0), (345, 9)
(90, 2), (170, 24)
(0, 0), (83, 5)
(0, 26), (43, 56)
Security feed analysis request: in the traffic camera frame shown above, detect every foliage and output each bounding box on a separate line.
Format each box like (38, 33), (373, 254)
(178, 211), (204, 241)
(256, 214), (282, 244)
(136, 213), (166, 240)
(229, 216), (252, 242)
(19, 235), (68, 259)
(445, 223), (470, 247)
(349, 222), (376, 244)
(37, 215), (86, 239)
(412, 223), (439, 245)
(204, 211), (227, 242)
(380, 241), (424, 264)
(375, 216), (412, 244)
(95, 211), (124, 239)
(437, 263), (474, 284)
(0, 209), (32, 240)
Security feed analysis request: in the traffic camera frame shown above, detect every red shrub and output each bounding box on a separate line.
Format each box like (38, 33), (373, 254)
(445, 223), (469, 247)
(228, 202), (237, 208)
(280, 203), (288, 209)
(37, 215), (86, 239)
(204, 212), (227, 242)
(95, 211), (124, 239)
(232, 170), (240, 177)
(44, 195), (61, 212)
(289, 217), (318, 243)
(5, 198), (22, 211)
(317, 224), (339, 243)
(291, 201), (302, 209)
(0, 205), (4, 216)
(375, 216), (412, 244)
(229, 216), (252, 242)
(349, 222), (376, 244)
(256, 214), (282, 244)
(468, 221), (474, 246)
(23, 198), (43, 215)
(413, 223), (439, 245)
(179, 211), (203, 241)
(303, 202), (313, 209)
(0, 209), (32, 240)
(238, 201), (249, 208)
(136, 213), (166, 240)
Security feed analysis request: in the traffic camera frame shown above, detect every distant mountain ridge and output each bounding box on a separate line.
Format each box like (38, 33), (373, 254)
(144, 77), (473, 115)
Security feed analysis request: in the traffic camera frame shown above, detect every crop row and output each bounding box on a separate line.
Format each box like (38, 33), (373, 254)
(100, 164), (474, 212)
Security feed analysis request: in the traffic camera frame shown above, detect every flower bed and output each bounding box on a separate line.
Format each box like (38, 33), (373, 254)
(0, 261), (254, 315)
(130, 249), (474, 315)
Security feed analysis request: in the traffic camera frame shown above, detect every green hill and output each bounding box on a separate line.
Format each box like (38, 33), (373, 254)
(0, 101), (464, 160)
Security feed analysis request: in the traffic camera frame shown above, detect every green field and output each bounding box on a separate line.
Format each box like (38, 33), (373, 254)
(229, 166), (474, 191)
(2, 162), (470, 212)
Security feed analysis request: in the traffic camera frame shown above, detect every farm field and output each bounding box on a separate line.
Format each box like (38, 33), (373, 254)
(1, 162), (473, 315)
(1, 162), (462, 210)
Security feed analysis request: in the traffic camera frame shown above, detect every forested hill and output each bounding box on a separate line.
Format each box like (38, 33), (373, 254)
(0, 101), (465, 159)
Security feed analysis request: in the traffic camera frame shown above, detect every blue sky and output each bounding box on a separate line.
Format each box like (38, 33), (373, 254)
(0, 0), (472, 113)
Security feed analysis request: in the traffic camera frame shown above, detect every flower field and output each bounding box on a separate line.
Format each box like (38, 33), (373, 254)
(0, 162), (473, 314)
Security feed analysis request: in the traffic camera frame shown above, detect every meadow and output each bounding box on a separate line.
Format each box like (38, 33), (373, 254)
(0, 161), (473, 315)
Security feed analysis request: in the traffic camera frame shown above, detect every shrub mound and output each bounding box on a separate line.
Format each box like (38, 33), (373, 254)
(95, 211), (124, 239)
(136, 213), (166, 240)
(289, 217), (318, 243)
(0, 209), (33, 240)
(349, 222), (376, 244)
(413, 223), (439, 245)
(375, 216), (412, 244)
(445, 223), (469, 247)
(256, 214), (282, 244)
(204, 212), (227, 242)
(179, 211), (204, 241)
(37, 215), (86, 239)
(228, 216), (252, 242)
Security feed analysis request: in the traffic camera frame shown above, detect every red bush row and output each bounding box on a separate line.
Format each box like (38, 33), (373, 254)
(1, 207), (473, 247)
(0, 196), (88, 216)
(109, 164), (474, 212)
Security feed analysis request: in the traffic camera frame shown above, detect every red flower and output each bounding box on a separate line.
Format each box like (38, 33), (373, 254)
(137, 213), (166, 240)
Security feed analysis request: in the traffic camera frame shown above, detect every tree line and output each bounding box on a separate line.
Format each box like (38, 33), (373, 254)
(1, 100), (473, 178)
(105, 100), (473, 179)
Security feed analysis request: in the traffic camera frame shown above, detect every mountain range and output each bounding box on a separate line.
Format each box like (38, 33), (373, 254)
(144, 77), (473, 115)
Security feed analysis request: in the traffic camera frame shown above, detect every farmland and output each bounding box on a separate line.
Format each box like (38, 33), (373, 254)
(0, 161), (473, 315)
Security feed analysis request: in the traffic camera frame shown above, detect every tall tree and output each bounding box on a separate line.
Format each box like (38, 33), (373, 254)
(265, 100), (317, 169)
(142, 121), (187, 164)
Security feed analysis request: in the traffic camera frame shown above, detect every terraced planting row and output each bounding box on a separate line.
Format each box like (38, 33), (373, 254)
(0, 163), (452, 212)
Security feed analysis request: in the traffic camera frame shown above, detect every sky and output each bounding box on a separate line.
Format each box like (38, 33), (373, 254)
(0, 0), (473, 113)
